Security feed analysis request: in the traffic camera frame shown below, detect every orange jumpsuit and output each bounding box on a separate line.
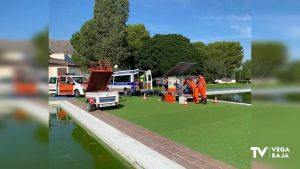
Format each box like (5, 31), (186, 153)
(186, 80), (199, 104)
(198, 76), (207, 100)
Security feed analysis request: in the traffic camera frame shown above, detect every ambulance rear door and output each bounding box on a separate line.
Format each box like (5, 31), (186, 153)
(144, 70), (152, 90)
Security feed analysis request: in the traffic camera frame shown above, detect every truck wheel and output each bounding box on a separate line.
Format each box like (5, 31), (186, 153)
(86, 102), (95, 112)
(75, 90), (81, 98)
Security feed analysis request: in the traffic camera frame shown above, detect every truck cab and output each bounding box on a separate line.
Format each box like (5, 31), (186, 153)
(49, 74), (88, 97)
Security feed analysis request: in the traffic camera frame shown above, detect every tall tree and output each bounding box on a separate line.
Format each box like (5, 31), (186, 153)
(252, 41), (286, 78)
(71, 0), (129, 68)
(236, 60), (251, 82)
(205, 41), (244, 79)
(32, 29), (48, 66)
(136, 34), (201, 77)
(127, 24), (150, 68)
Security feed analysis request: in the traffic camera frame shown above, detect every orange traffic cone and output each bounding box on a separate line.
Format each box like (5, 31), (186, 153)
(184, 98), (188, 106)
(143, 93), (147, 100)
(213, 96), (218, 104)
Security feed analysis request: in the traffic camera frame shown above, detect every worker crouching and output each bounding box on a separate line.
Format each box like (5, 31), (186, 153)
(185, 79), (200, 104)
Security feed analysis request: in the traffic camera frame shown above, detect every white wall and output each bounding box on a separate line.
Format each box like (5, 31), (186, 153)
(48, 66), (84, 77)
(49, 66), (67, 77)
(69, 67), (82, 76)
(50, 53), (65, 60)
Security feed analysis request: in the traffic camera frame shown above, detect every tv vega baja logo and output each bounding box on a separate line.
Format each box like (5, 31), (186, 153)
(250, 147), (290, 159)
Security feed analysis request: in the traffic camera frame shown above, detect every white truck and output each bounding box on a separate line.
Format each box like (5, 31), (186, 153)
(85, 61), (119, 112)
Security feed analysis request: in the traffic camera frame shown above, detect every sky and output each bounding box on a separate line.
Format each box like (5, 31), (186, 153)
(48, 0), (251, 60)
(0, 0), (48, 40)
(1, 0), (299, 60)
(251, 0), (300, 60)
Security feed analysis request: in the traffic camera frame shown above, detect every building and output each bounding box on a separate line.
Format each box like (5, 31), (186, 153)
(49, 40), (83, 77)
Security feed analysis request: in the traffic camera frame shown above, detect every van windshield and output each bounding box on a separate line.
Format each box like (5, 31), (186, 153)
(72, 77), (88, 84)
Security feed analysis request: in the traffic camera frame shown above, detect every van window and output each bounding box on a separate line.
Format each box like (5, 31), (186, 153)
(60, 77), (67, 84)
(49, 77), (57, 84)
(73, 77), (88, 84)
(114, 75), (131, 82)
(67, 77), (73, 84)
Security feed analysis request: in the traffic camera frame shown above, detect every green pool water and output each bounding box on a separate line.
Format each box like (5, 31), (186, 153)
(49, 114), (133, 169)
(0, 112), (48, 169)
(0, 108), (133, 169)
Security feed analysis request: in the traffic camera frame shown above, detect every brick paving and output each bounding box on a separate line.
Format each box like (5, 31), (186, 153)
(68, 99), (235, 169)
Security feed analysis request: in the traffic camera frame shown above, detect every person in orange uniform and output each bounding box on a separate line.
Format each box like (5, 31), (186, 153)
(186, 79), (200, 104)
(198, 75), (207, 104)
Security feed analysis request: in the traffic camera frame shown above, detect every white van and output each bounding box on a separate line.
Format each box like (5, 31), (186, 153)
(108, 69), (152, 95)
(49, 75), (88, 97)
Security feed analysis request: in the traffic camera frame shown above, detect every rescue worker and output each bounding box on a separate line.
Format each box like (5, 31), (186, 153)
(139, 73), (144, 89)
(186, 79), (200, 104)
(198, 75), (207, 104)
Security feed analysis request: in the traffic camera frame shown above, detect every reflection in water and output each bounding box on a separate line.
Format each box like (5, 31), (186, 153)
(49, 110), (132, 169)
(34, 125), (48, 145)
(72, 125), (133, 169)
(14, 109), (29, 121)
(0, 111), (48, 169)
(208, 92), (251, 104)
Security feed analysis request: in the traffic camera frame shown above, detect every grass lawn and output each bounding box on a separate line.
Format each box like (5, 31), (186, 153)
(96, 96), (251, 169)
(153, 83), (250, 91)
(252, 102), (300, 169)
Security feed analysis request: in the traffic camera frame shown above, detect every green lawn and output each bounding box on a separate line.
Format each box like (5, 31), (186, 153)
(252, 102), (300, 169)
(100, 96), (251, 169)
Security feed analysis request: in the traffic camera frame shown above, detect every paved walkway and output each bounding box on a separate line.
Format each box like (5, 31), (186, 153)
(68, 99), (235, 169)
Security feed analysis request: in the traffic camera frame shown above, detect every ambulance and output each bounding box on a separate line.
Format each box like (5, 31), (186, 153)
(108, 69), (152, 95)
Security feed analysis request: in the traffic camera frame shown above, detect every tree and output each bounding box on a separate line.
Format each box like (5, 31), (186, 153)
(205, 41), (244, 79)
(277, 61), (300, 83)
(192, 41), (206, 52)
(252, 41), (286, 78)
(136, 34), (201, 77)
(236, 60), (251, 82)
(70, 0), (130, 68)
(32, 29), (48, 66)
(127, 24), (150, 68)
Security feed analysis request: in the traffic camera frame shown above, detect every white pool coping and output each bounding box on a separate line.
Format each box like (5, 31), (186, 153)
(54, 100), (185, 169)
(207, 99), (251, 106)
(206, 88), (251, 95)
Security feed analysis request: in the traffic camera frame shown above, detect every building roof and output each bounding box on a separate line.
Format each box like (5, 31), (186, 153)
(49, 57), (79, 67)
(49, 40), (74, 55)
(0, 40), (34, 54)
